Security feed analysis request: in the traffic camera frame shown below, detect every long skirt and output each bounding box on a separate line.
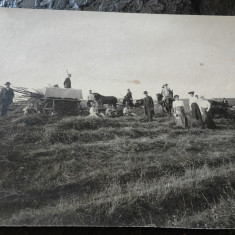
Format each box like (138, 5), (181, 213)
(191, 103), (202, 121)
(174, 107), (189, 128)
(201, 108), (216, 129)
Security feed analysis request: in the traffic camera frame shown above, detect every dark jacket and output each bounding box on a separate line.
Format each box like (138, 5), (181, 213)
(144, 95), (154, 115)
(0, 87), (14, 104)
(64, 77), (71, 88)
(125, 91), (133, 100)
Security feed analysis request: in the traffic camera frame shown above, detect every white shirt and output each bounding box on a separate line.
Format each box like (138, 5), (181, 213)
(87, 93), (95, 100)
(89, 106), (98, 114)
(161, 87), (171, 97)
(173, 100), (185, 109)
(198, 99), (211, 114)
(123, 107), (129, 114)
(189, 96), (198, 109)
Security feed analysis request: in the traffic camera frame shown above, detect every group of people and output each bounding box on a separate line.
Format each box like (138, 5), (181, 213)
(138, 83), (219, 129)
(86, 82), (219, 130)
(173, 91), (216, 129)
(88, 100), (136, 118)
(0, 78), (228, 130)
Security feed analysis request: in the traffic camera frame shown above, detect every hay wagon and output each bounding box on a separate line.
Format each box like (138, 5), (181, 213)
(35, 87), (84, 116)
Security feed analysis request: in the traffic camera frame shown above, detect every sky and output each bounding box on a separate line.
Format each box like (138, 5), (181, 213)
(0, 8), (235, 99)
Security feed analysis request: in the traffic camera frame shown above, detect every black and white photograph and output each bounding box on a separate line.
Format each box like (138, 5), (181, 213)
(0, 7), (235, 229)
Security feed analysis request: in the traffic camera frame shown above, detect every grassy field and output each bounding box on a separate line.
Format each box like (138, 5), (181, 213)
(0, 104), (234, 228)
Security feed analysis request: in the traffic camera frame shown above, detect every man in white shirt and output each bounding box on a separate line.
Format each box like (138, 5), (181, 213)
(188, 91), (202, 123)
(87, 90), (95, 107)
(197, 96), (211, 114)
(197, 96), (216, 129)
(161, 83), (173, 101)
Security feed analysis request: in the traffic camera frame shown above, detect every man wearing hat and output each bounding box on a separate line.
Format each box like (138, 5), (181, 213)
(0, 82), (14, 116)
(188, 91), (202, 122)
(143, 91), (154, 122)
(161, 83), (173, 104)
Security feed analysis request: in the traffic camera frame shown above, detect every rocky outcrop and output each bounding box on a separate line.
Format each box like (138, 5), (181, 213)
(0, 0), (235, 15)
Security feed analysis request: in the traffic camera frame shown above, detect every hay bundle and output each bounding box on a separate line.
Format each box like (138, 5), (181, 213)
(0, 86), (44, 100)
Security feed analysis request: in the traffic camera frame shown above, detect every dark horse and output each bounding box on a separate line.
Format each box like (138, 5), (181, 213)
(156, 93), (174, 115)
(93, 93), (118, 107)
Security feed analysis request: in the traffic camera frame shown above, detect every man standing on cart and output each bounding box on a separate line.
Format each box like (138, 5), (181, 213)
(64, 74), (71, 88)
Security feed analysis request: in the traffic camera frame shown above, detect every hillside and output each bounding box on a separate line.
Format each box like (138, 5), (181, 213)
(0, 104), (234, 227)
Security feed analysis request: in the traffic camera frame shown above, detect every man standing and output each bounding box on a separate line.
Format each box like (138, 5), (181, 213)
(87, 90), (95, 107)
(188, 91), (202, 122)
(124, 89), (134, 107)
(0, 82), (14, 116)
(143, 91), (154, 122)
(64, 74), (71, 88)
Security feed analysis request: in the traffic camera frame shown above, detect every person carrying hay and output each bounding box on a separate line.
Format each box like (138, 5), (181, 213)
(172, 95), (189, 128)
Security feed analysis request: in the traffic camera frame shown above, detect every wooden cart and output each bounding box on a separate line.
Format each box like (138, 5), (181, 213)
(35, 87), (84, 116)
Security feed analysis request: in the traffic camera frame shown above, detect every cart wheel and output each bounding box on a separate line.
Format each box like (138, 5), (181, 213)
(43, 101), (54, 116)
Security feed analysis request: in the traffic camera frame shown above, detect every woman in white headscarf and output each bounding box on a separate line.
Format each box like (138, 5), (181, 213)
(89, 101), (100, 118)
(197, 96), (216, 129)
(172, 95), (189, 128)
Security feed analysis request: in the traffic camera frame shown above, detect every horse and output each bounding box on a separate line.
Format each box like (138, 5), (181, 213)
(93, 93), (118, 107)
(156, 93), (173, 115)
